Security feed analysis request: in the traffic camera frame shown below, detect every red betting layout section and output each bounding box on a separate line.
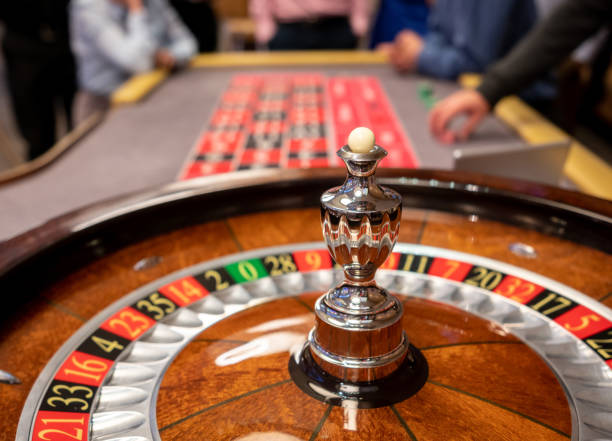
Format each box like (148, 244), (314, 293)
(179, 73), (418, 180)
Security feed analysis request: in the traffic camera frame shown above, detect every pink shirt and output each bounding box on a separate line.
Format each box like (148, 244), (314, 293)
(250, 0), (370, 44)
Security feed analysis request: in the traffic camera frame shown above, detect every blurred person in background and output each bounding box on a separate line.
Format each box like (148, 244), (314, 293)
(71, 0), (197, 121)
(429, 0), (612, 143)
(0, 0), (76, 160)
(386, 0), (537, 80)
(369, 0), (430, 50)
(169, 0), (217, 52)
(250, 0), (369, 50)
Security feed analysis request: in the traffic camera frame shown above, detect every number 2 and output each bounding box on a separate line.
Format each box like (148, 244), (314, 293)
(205, 270), (230, 291)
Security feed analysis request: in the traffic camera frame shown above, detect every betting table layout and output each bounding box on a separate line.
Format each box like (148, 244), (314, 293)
(179, 73), (418, 178)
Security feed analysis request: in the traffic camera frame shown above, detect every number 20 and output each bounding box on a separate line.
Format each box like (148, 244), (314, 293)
(465, 267), (502, 290)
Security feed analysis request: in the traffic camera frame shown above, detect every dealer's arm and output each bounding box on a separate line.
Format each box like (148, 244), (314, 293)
(429, 0), (612, 143)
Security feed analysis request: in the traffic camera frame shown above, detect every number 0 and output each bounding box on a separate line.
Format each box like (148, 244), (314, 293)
(238, 262), (258, 281)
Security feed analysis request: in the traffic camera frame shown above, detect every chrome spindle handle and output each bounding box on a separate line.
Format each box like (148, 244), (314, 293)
(310, 127), (408, 382)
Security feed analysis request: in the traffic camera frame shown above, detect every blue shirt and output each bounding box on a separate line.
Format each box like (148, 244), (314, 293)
(370, 0), (429, 48)
(417, 0), (537, 80)
(71, 0), (197, 95)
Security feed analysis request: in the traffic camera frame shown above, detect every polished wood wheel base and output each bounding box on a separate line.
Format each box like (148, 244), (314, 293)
(157, 293), (571, 441)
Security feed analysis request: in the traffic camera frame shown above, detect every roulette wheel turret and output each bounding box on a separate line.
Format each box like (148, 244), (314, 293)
(1, 128), (611, 441)
(291, 127), (428, 405)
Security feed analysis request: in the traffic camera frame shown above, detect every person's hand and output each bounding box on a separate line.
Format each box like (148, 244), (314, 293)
(375, 42), (394, 57)
(154, 49), (176, 70)
(389, 30), (424, 73)
(429, 89), (490, 143)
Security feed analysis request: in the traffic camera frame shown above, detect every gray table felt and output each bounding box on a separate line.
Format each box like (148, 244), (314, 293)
(0, 65), (520, 241)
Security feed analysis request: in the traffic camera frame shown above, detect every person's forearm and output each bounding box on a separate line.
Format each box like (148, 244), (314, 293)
(168, 36), (197, 65)
(478, 0), (611, 106)
(163, 6), (198, 64)
(417, 34), (480, 80)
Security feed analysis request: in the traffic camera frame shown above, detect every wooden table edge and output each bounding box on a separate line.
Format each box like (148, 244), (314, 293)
(0, 112), (105, 185)
(110, 51), (388, 105)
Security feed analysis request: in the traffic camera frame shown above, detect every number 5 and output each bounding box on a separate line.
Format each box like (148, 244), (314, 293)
(564, 314), (600, 332)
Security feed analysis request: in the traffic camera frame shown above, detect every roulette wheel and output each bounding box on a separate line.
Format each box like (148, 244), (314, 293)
(1, 130), (611, 441)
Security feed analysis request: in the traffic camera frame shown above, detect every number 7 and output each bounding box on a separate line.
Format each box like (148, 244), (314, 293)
(442, 261), (459, 279)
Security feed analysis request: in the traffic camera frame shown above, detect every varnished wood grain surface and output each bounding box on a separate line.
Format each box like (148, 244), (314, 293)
(3, 168), (611, 273)
(0, 205), (609, 439)
(157, 294), (571, 440)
